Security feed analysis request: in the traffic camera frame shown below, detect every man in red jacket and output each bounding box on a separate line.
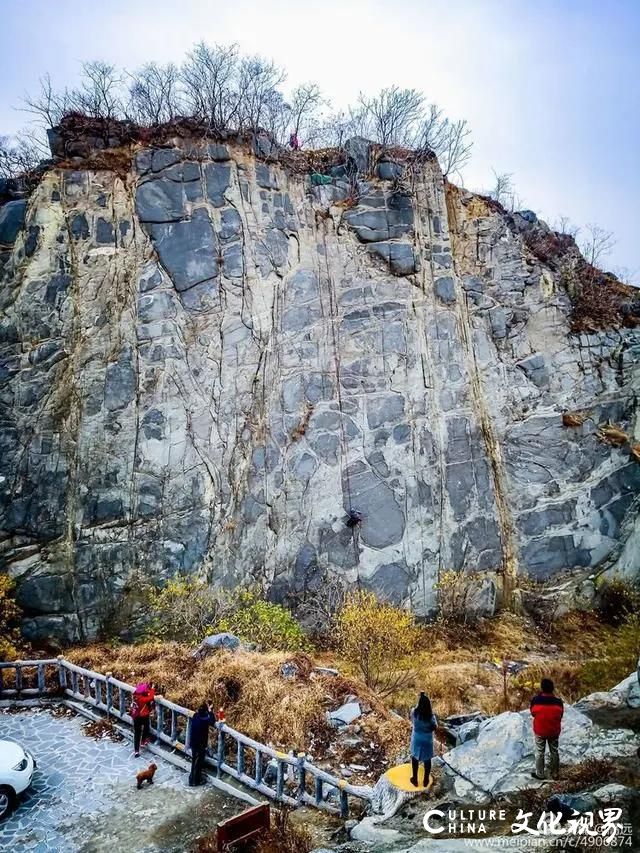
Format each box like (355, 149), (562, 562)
(530, 678), (564, 779)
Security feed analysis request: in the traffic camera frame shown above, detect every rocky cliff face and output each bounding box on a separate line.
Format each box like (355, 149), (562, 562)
(1, 134), (639, 641)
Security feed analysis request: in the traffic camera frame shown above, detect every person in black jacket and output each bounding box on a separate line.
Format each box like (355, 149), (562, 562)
(189, 702), (217, 786)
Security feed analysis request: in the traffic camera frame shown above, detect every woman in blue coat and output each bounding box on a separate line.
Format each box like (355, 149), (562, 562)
(410, 692), (437, 787)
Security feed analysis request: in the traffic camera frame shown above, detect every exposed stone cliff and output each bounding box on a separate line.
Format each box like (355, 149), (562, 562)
(1, 132), (639, 641)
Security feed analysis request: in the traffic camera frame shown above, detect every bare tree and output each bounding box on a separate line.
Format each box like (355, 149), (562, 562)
(22, 73), (71, 128)
(0, 133), (42, 178)
(417, 103), (448, 153)
(287, 82), (324, 143)
(610, 265), (638, 285)
(235, 55), (286, 133)
(260, 88), (290, 143)
(487, 169), (524, 211)
(580, 223), (616, 267)
(314, 108), (363, 148)
(357, 86), (424, 147)
(181, 42), (239, 130)
(437, 118), (473, 177)
(554, 215), (580, 239)
(67, 60), (124, 120)
(489, 169), (515, 206)
(127, 62), (181, 125)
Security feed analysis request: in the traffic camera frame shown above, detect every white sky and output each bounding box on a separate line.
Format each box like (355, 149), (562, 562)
(2, 0), (639, 277)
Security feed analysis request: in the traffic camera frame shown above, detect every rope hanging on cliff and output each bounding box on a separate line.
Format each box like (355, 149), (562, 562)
(318, 219), (361, 571)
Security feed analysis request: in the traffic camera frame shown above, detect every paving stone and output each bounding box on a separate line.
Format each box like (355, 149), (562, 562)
(0, 708), (240, 852)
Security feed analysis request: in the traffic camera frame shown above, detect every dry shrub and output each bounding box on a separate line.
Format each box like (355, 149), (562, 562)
(434, 569), (496, 628)
(336, 591), (420, 695)
(595, 578), (640, 626)
(511, 662), (586, 707)
(569, 266), (640, 333)
(562, 410), (588, 428)
(597, 424), (630, 447)
(0, 575), (25, 660)
(141, 577), (224, 644)
(289, 403), (314, 441)
(577, 613), (640, 695)
(361, 715), (411, 763)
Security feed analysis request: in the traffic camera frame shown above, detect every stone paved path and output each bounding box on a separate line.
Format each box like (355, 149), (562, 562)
(0, 707), (242, 852)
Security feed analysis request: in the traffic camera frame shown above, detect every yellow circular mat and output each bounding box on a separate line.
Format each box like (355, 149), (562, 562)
(384, 763), (434, 792)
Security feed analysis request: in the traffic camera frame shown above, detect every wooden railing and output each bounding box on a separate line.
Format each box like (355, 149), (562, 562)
(0, 657), (372, 817)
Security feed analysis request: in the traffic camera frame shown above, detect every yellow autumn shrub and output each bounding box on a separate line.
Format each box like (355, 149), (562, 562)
(336, 590), (420, 696)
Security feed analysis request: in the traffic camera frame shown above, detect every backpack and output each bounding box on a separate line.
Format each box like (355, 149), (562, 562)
(130, 695), (142, 719)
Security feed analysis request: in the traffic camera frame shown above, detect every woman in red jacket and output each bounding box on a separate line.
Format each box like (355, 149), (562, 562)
(530, 677), (564, 780)
(131, 680), (156, 757)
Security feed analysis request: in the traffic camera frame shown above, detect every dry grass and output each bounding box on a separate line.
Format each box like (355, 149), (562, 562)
(66, 643), (400, 768)
(378, 611), (634, 719)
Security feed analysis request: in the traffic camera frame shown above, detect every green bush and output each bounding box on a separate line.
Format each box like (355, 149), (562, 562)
(142, 576), (224, 644)
(218, 588), (308, 652)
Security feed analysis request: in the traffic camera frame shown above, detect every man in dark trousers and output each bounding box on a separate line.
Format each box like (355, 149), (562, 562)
(189, 702), (216, 786)
(530, 678), (564, 780)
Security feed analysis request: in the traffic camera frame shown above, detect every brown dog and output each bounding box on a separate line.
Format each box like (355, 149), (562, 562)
(136, 762), (157, 789)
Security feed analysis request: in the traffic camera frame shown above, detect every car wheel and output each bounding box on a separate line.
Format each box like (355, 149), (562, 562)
(0, 786), (15, 820)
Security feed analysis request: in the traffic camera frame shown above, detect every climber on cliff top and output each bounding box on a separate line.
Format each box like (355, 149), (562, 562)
(289, 132), (300, 150)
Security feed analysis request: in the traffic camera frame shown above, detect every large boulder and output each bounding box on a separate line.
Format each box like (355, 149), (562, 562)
(442, 705), (639, 803)
(191, 632), (241, 661)
(574, 672), (640, 728)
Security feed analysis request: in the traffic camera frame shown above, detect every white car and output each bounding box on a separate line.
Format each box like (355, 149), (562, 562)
(0, 740), (36, 820)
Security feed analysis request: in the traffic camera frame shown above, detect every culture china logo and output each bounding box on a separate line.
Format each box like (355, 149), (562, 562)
(422, 807), (633, 846)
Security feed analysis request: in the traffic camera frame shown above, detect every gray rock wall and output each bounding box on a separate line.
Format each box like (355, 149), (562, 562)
(0, 142), (638, 641)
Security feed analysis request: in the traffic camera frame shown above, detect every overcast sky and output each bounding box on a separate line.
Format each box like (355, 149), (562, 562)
(2, 0), (639, 277)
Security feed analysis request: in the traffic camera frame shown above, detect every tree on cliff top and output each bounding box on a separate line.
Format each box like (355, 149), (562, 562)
(18, 40), (473, 178)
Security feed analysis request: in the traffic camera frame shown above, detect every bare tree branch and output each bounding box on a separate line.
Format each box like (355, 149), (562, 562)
(580, 223), (616, 268)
